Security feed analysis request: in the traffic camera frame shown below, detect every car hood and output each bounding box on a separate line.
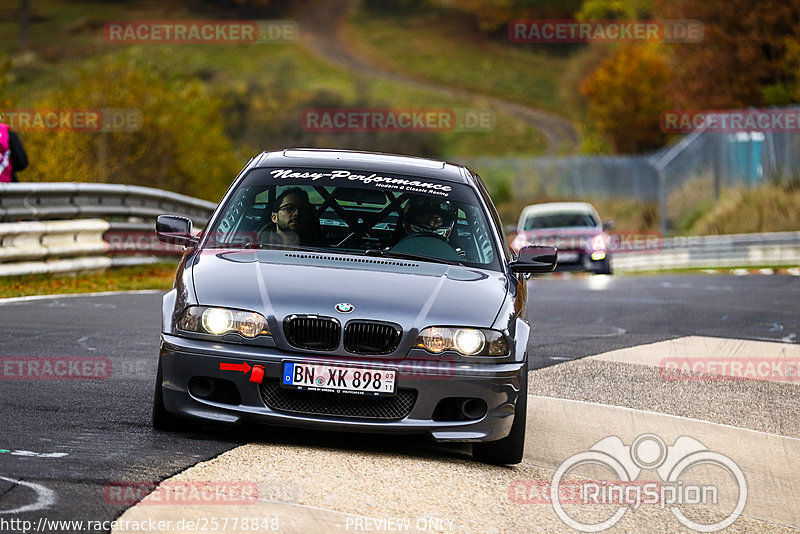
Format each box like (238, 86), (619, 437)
(190, 250), (508, 329)
(521, 227), (601, 238)
(517, 227), (604, 251)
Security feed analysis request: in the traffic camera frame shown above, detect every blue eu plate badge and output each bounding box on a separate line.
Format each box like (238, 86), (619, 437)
(282, 362), (294, 385)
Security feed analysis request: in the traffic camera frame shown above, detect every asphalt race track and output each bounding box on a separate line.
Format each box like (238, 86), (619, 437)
(0, 291), (239, 529)
(0, 273), (798, 533)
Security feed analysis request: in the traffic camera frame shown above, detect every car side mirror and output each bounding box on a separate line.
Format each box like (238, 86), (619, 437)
(602, 220), (615, 230)
(509, 245), (557, 274)
(156, 215), (198, 247)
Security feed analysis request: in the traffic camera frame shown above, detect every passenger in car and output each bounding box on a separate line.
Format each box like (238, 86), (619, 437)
(392, 197), (466, 260)
(397, 197), (457, 239)
(258, 187), (325, 247)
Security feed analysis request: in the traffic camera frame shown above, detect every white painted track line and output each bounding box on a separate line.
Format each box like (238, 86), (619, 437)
(0, 290), (163, 305)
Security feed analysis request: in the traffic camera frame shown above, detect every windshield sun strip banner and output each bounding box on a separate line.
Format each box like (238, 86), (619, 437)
(239, 167), (472, 202)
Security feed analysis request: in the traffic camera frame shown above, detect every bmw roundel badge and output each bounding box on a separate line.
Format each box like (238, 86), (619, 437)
(335, 302), (354, 313)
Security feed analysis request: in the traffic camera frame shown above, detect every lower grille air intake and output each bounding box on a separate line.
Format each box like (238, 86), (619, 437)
(260, 379), (417, 420)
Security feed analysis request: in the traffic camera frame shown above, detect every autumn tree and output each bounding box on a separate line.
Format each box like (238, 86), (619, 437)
(655, 0), (800, 109)
(769, 37), (800, 104)
(580, 43), (671, 153)
(18, 0), (30, 48)
(23, 52), (241, 201)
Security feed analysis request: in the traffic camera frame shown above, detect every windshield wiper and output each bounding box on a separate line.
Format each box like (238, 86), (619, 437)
(225, 242), (462, 265)
(364, 249), (462, 266)
(253, 243), (335, 254)
(209, 241), (332, 254)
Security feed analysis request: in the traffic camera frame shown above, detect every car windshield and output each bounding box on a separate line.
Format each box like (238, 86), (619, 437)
(524, 212), (598, 230)
(204, 167), (500, 270)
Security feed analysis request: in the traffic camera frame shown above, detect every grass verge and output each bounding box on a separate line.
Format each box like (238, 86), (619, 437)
(0, 262), (178, 299)
(347, 5), (577, 116)
(690, 181), (800, 235)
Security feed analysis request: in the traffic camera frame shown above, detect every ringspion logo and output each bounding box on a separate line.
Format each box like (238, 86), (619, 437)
(510, 480), (662, 504)
(542, 434), (747, 532)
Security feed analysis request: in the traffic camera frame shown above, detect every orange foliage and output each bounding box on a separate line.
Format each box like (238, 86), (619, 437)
(580, 44), (671, 153)
(656, 0), (800, 109)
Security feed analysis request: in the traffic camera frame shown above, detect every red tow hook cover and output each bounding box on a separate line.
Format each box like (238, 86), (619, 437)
(250, 365), (265, 384)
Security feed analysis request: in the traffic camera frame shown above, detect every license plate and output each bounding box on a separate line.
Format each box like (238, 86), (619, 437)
(558, 251), (580, 262)
(281, 362), (397, 396)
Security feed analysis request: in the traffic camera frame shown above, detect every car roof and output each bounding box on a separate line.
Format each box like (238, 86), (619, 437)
(518, 202), (601, 228)
(521, 202), (598, 215)
(252, 148), (471, 184)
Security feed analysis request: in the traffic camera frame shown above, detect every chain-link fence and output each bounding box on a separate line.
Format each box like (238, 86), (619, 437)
(463, 107), (800, 235)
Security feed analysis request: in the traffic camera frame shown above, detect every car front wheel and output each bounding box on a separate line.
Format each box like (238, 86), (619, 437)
(473, 370), (527, 465)
(152, 359), (190, 431)
(594, 258), (613, 275)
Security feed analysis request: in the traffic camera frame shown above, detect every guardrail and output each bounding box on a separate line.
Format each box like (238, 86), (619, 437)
(0, 219), (109, 262)
(0, 219), (133, 276)
(0, 183), (798, 276)
(0, 183), (217, 277)
(0, 183), (216, 225)
(612, 231), (800, 271)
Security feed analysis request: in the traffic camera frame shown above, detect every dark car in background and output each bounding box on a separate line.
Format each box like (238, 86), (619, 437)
(511, 202), (613, 275)
(153, 148), (556, 465)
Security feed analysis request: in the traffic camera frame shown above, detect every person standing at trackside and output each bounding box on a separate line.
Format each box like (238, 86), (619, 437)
(0, 121), (28, 182)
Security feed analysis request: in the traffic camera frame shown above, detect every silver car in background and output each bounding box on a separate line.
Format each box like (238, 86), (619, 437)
(511, 202), (613, 275)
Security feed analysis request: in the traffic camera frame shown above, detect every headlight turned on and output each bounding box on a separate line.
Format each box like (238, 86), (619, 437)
(591, 234), (607, 250)
(178, 306), (270, 338)
(416, 327), (509, 356)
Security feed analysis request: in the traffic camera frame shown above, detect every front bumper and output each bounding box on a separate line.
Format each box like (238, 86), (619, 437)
(555, 250), (610, 272)
(158, 334), (525, 442)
